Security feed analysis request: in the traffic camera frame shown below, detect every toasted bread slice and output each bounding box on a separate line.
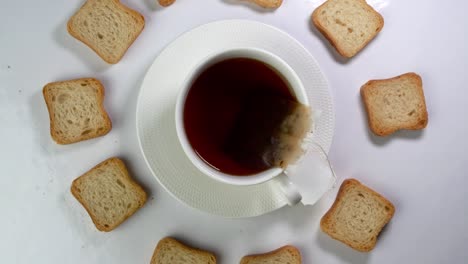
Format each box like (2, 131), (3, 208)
(43, 78), (111, 144)
(246, 0), (283, 8)
(67, 0), (145, 64)
(71, 158), (147, 232)
(312, 0), (384, 58)
(158, 0), (175, 7)
(361, 72), (428, 136)
(321, 179), (395, 252)
(240, 245), (301, 264)
(151, 237), (217, 264)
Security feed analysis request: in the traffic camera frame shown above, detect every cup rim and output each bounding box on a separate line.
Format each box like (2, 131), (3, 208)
(175, 47), (308, 186)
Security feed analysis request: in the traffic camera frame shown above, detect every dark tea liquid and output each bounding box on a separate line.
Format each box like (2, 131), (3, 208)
(183, 58), (297, 176)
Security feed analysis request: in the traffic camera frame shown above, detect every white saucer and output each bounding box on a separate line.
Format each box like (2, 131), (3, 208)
(136, 20), (334, 218)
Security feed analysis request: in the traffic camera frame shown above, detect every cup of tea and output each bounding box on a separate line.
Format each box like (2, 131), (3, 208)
(175, 48), (335, 205)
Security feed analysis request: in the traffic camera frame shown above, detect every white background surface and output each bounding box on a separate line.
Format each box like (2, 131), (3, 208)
(1, 0), (467, 263)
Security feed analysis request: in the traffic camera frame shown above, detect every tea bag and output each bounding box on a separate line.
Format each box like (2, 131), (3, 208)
(224, 93), (312, 171)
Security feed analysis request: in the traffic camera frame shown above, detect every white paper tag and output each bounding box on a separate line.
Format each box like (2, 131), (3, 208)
(284, 142), (336, 205)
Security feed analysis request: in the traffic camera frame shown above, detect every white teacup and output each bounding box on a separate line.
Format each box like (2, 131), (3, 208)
(175, 48), (334, 205)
